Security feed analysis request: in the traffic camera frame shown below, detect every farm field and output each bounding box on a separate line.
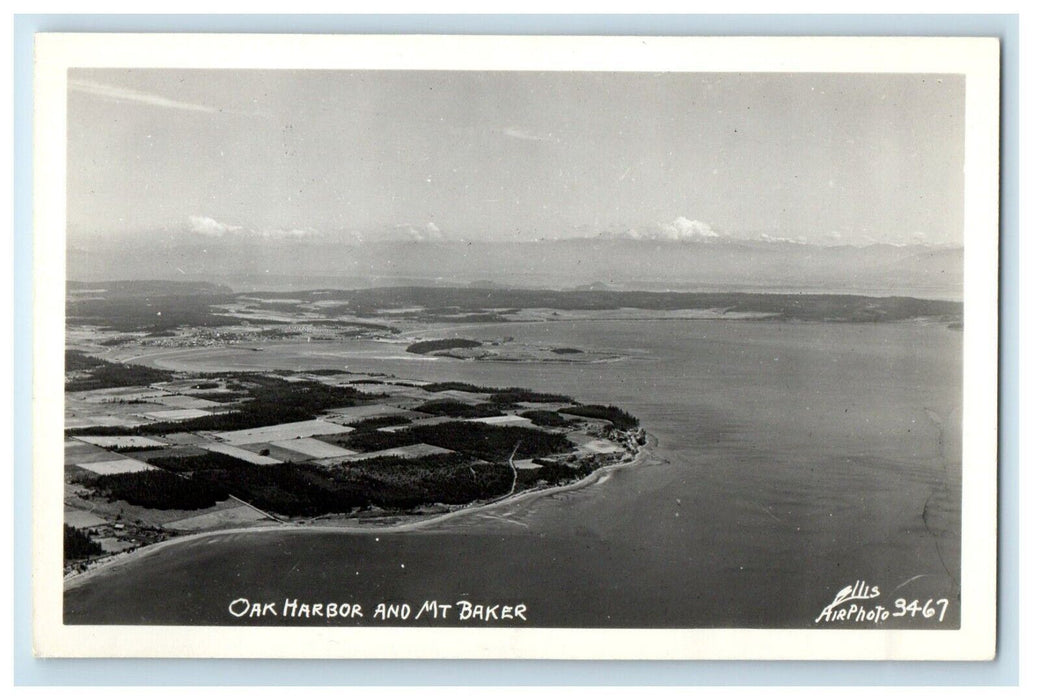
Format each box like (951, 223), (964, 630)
(63, 331), (639, 573)
(212, 419), (354, 445)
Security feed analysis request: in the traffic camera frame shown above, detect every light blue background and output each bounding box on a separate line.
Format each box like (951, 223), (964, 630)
(12, 13), (1019, 686)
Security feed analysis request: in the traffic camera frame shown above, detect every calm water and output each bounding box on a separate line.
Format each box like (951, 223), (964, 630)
(66, 319), (962, 628)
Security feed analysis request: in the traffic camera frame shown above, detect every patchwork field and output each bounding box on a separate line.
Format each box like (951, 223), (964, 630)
(465, 415), (533, 427)
(142, 408), (215, 421)
(213, 419), (354, 445)
(64, 508), (108, 528)
(163, 505), (272, 531)
(377, 416), (455, 432)
(268, 437), (356, 459)
(72, 387), (171, 403)
(339, 443), (456, 462)
(512, 459), (543, 471)
(155, 395), (225, 410)
(74, 458), (155, 475)
(200, 442), (282, 465)
(64, 439), (121, 465)
(324, 404), (419, 423)
(75, 436), (167, 449)
(63, 336), (641, 571)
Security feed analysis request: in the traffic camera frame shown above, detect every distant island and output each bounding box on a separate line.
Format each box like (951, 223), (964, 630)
(66, 282), (963, 343)
(406, 338), (483, 355)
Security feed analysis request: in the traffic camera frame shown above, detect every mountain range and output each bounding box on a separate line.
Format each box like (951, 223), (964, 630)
(66, 232), (962, 299)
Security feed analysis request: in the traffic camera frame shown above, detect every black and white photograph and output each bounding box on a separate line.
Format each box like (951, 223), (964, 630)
(31, 34), (1000, 659)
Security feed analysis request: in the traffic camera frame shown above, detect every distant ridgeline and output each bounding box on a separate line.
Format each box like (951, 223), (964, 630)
(66, 281), (963, 331)
(327, 287), (962, 323)
(67, 279), (234, 297)
(65, 237), (963, 299)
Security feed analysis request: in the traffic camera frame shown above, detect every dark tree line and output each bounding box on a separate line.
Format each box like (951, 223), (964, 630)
(414, 399), (503, 419)
(422, 382), (572, 404)
(67, 375), (365, 437)
(519, 410), (577, 428)
(65, 351), (176, 392)
(73, 469), (228, 510)
(64, 524), (103, 560)
(406, 338), (483, 354)
(559, 404), (640, 430)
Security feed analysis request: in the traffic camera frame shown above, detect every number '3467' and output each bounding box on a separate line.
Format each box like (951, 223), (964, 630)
(892, 598), (949, 622)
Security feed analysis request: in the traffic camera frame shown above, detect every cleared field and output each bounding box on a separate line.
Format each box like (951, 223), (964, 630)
(64, 508), (108, 528)
(200, 442), (282, 465)
(269, 438), (356, 459)
(66, 392), (166, 421)
(65, 415), (150, 430)
(65, 440), (118, 465)
(156, 378), (232, 392)
(214, 419), (353, 445)
(465, 415), (533, 427)
(163, 505), (271, 531)
(387, 398), (428, 410)
(517, 401), (575, 411)
(238, 442), (314, 463)
(349, 383), (428, 398)
(377, 416), (455, 432)
(96, 537), (137, 554)
(433, 390), (492, 404)
(142, 408), (213, 421)
(70, 387), (171, 403)
(324, 404), (418, 424)
(156, 395), (224, 410)
(580, 439), (625, 455)
(129, 446), (209, 461)
(162, 432), (210, 445)
(75, 435), (167, 449)
(76, 458), (155, 475)
(340, 443), (454, 462)
(512, 459), (543, 471)
(307, 373), (356, 387)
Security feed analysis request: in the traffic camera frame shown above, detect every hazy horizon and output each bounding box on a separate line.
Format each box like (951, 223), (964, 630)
(66, 236), (965, 301)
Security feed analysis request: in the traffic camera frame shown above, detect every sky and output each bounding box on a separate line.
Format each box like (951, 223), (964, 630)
(66, 69), (965, 246)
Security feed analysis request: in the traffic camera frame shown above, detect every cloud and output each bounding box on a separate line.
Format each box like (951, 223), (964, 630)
(393, 222), (445, 241)
(257, 227), (319, 239)
(502, 126), (558, 143)
(659, 217), (720, 240)
(189, 216), (320, 240)
(597, 217), (722, 242)
(70, 79), (223, 114)
(758, 233), (808, 245)
(189, 215), (242, 236)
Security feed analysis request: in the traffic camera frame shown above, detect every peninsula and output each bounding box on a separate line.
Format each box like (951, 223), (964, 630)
(64, 349), (647, 576)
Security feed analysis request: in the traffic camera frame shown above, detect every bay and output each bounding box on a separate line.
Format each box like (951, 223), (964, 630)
(65, 319), (962, 628)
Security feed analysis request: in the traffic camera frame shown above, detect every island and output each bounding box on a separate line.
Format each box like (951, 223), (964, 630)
(63, 350), (648, 577)
(63, 280), (961, 578)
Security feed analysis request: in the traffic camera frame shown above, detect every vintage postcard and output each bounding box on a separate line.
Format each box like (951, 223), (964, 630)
(32, 34), (999, 659)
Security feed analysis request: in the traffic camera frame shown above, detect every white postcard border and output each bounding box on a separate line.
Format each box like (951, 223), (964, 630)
(32, 33), (999, 660)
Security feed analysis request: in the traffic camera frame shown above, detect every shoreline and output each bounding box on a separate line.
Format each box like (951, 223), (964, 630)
(64, 433), (659, 591)
(86, 314), (959, 373)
